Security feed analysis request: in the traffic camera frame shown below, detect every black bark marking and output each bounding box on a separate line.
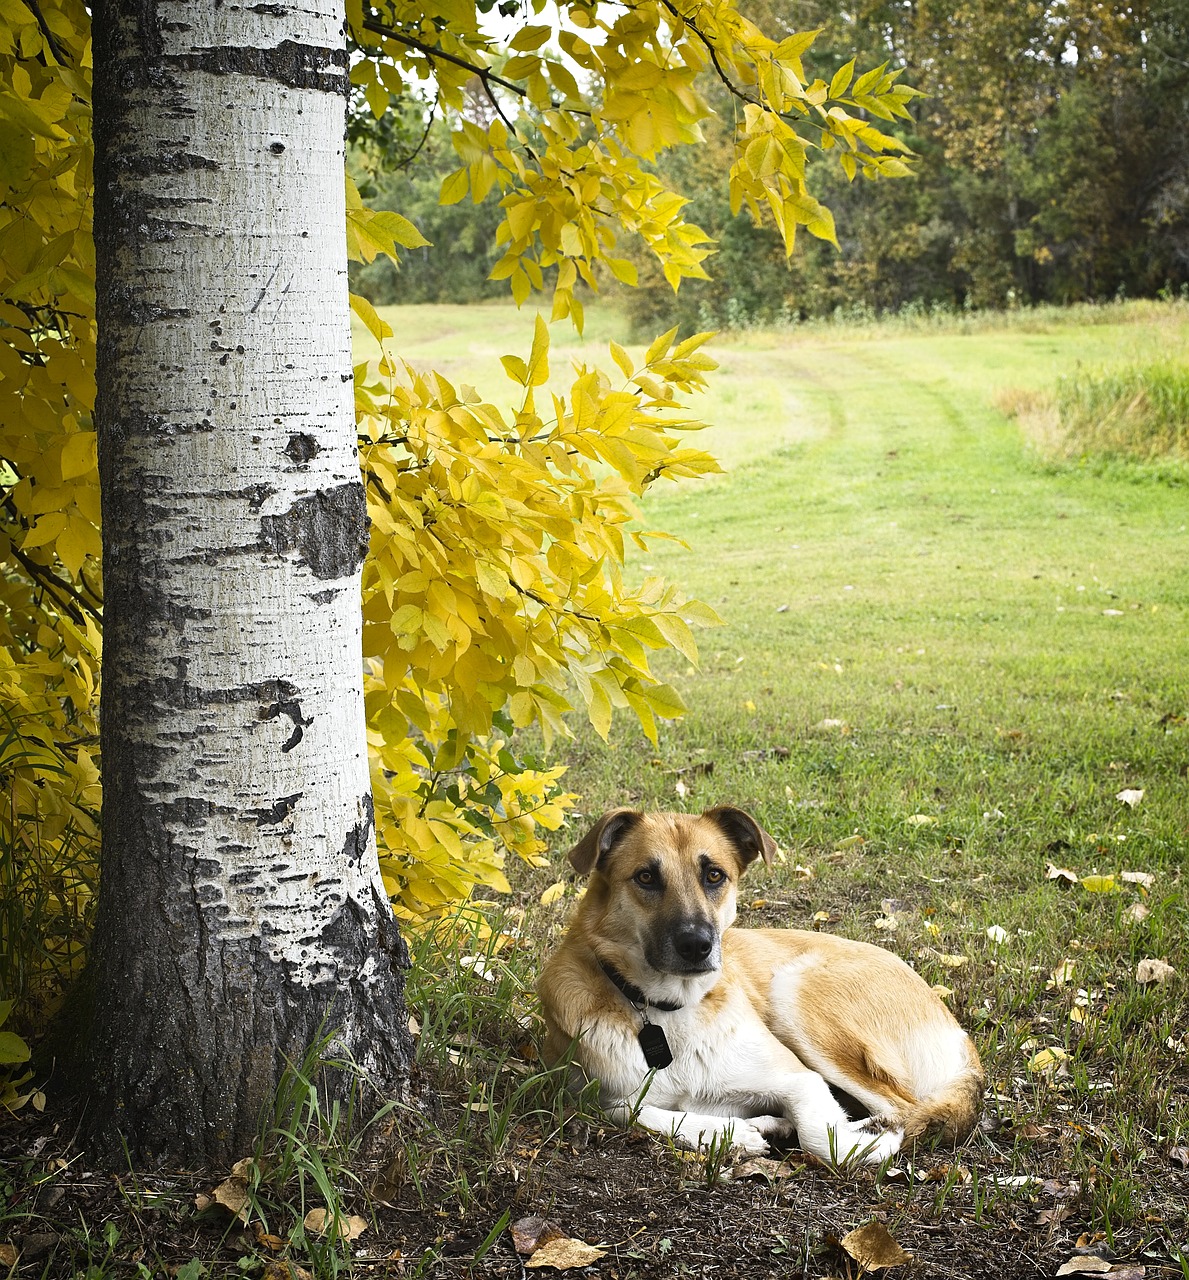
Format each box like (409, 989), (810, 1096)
(260, 694), (312, 753)
(249, 792), (303, 826)
(169, 41), (349, 95)
(259, 483), (370, 580)
(284, 432), (320, 464)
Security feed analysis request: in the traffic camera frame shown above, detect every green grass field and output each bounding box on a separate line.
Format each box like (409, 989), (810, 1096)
(367, 298), (1189, 1273)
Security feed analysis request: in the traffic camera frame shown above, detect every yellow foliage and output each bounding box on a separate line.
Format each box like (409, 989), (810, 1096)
(2, 0), (919, 1013)
(1, 0), (99, 1022)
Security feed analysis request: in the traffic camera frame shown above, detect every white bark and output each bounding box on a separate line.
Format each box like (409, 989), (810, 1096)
(87, 0), (410, 1165)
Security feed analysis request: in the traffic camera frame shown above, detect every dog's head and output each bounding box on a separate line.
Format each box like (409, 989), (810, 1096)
(567, 807), (777, 986)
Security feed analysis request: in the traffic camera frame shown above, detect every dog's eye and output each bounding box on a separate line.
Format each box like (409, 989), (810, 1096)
(704, 866), (727, 887)
(633, 868), (658, 888)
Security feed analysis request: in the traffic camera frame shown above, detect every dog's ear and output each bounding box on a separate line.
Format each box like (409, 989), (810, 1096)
(701, 806), (777, 870)
(568, 808), (643, 876)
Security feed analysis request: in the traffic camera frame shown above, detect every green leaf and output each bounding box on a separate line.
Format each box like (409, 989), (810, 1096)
(829, 58), (855, 99)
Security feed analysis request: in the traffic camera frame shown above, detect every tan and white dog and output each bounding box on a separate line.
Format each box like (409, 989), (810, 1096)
(538, 807), (984, 1166)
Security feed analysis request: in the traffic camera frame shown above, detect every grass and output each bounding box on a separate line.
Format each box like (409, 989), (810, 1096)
(362, 294), (1189, 1265)
(355, 294), (1187, 1269)
(4, 297), (1186, 1277)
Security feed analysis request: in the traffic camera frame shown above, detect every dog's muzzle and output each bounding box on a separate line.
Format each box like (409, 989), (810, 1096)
(647, 916), (721, 975)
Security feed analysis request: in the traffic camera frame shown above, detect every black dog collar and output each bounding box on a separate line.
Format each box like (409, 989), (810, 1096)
(598, 959), (683, 1013)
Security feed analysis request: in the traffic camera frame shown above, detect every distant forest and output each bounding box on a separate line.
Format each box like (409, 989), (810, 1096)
(350, 0), (1189, 331)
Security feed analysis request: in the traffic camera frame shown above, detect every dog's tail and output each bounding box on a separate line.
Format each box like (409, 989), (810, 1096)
(901, 1061), (985, 1145)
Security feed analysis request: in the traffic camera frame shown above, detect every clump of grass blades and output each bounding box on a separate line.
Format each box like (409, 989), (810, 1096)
(1053, 362), (1189, 462)
(243, 1033), (395, 1279)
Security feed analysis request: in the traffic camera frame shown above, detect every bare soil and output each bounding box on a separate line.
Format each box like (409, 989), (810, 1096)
(4, 1067), (1186, 1280)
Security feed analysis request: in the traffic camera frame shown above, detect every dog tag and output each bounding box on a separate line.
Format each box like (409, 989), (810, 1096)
(638, 1022), (673, 1070)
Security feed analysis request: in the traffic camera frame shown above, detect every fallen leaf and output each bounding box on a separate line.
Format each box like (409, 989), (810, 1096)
(211, 1161), (254, 1223)
(1101, 1268), (1145, 1280)
(1168, 1146), (1189, 1168)
(1124, 902), (1150, 924)
(1048, 960), (1076, 988)
(814, 718), (849, 733)
(539, 881), (567, 906)
(194, 1192), (214, 1213)
(1135, 957), (1176, 985)
(937, 953), (969, 969)
(839, 1221), (913, 1271)
(932, 983), (954, 999)
(873, 916), (898, 932)
(263, 1264), (313, 1280)
(674, 777), (689, 800)
(906, 814), (938, 827)
(1056, 1258), (1111, 1276)
(793, 864), (815, 880)
(0, 1244), (18, 1267)
(525, 1237), (607, 1270)
(730, 1156), (800, 1181)
(1115, 788), (1144, 807)
(986, 925), (1008, 944)
(459, 955), (497, 981)
(303, 1208), (368, 1241)
(1046, 862), (1079, 887)
(511, 1216), (567, 1257)
(254, 1224), (286, 1253)
(1081, 874), (1118, 893)
(1028, 1046), (1069, 1074)
(1119, 870), (1154, 889)
(835, 834), (865, 851)
(1035, 1205), (1073, 1226)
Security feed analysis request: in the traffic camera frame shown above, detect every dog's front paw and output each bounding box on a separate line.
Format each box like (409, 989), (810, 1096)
(749, 1114), (797, 1144)
(828, 1121), (903, 1167)
(724, 1120), (772, 1157)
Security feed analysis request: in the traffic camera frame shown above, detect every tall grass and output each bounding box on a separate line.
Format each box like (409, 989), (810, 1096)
(1054, 362), (1189, 461)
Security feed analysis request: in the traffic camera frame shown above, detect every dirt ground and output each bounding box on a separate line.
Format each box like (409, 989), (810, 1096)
(4, 1069), (1187, 1280)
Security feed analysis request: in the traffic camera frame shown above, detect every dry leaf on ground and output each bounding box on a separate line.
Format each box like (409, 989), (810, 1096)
(511, 1217), (567, 1257)
(1046, 862), (1078, 886)
(303, 1208), (368, 1242)
(1056, 1258), (1112, 1276)
(1081, 874), (1117, 893)
(1125, 902), (1150, 924)
(210, 1158), (256, 1223)
(1115, 788), (1144, 807)
(986, 925), (1008, 944)
(839, 1221), (913, 1271)
(524, 1237), (607, 1270)
(1135, 958), (1176, 985)
(1028, 1046), (1069, 1074)
(0, 1244), (18, 1267)
(730, 1156), (799, 1182)
(263, 1263), (313, 1280)
(1120, 870), (1154, 888)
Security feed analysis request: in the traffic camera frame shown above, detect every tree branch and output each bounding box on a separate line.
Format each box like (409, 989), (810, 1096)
(360, 16), (526, 101)
(19, 0), (69, 66)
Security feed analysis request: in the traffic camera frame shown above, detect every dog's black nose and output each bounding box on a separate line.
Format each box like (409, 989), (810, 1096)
(674, 919), (716, 963)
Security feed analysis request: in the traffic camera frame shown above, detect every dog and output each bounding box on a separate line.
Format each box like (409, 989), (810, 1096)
(538, 806), (984, 1166)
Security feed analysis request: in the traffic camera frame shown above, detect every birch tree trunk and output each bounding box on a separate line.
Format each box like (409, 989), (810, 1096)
(85, 0), (412, 1167)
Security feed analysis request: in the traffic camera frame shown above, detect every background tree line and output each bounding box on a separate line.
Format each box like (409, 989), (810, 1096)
(352, 0), (1189, 330)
